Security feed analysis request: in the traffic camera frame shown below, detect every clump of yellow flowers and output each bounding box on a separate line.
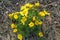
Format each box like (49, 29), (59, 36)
(8, 2), (50, 40)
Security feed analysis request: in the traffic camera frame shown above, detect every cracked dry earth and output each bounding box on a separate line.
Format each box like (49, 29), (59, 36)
(0, 0), (60, 40)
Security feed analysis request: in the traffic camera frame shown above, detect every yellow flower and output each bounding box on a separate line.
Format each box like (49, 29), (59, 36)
(32, 16), (36, 21)
(38, 21), (43, 25)
(44, 10), (50, 16)
(14, 14), (18, 19)
(11, 23), (16, 29)
(25, 3), (33, 8)
(29, 22), (34, 28)
(39, 11), (45, 17)
(20, 9), (28, 17)
(21, 17), (27, 25)
(35, 2), (40, 7)
(35, 20), (43, 25)
(17, 34), (22, 40)
(35, 20), (39, 25)
(13, 29), (17, 33)
(8, 13), (13, 18)
(38, 32), (43, 37)
(20, 6), (26, 10)
(29, 4), (33, 8)
(25, 3), (30, 7)
(14, 12), (20, 15)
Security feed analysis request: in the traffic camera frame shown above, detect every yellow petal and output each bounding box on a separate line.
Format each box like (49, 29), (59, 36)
(38, 32), (43, 37)
(29, 22), (34, 28)
(35, 20), (39, 25)
(39, 11), (45, 17)
(13, 29), (17, 33)
(21, 17), (27, 25)
(32, 16), (36, 21)
(11, 23), (16, 29)
(14, 14), (18, 19)
(38, 21), (43, 25)
(44, 10), (50, 16)
(8, 13), (13, 18)
(35, 2), (40, 7)
(17, 34), (22, 40)
(20, 6), (26, 10)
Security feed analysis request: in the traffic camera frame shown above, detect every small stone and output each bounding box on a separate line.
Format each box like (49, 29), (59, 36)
(5, 11), (9, 14)
(16, 2), (19, 5)
(55, 4), (57, 6)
